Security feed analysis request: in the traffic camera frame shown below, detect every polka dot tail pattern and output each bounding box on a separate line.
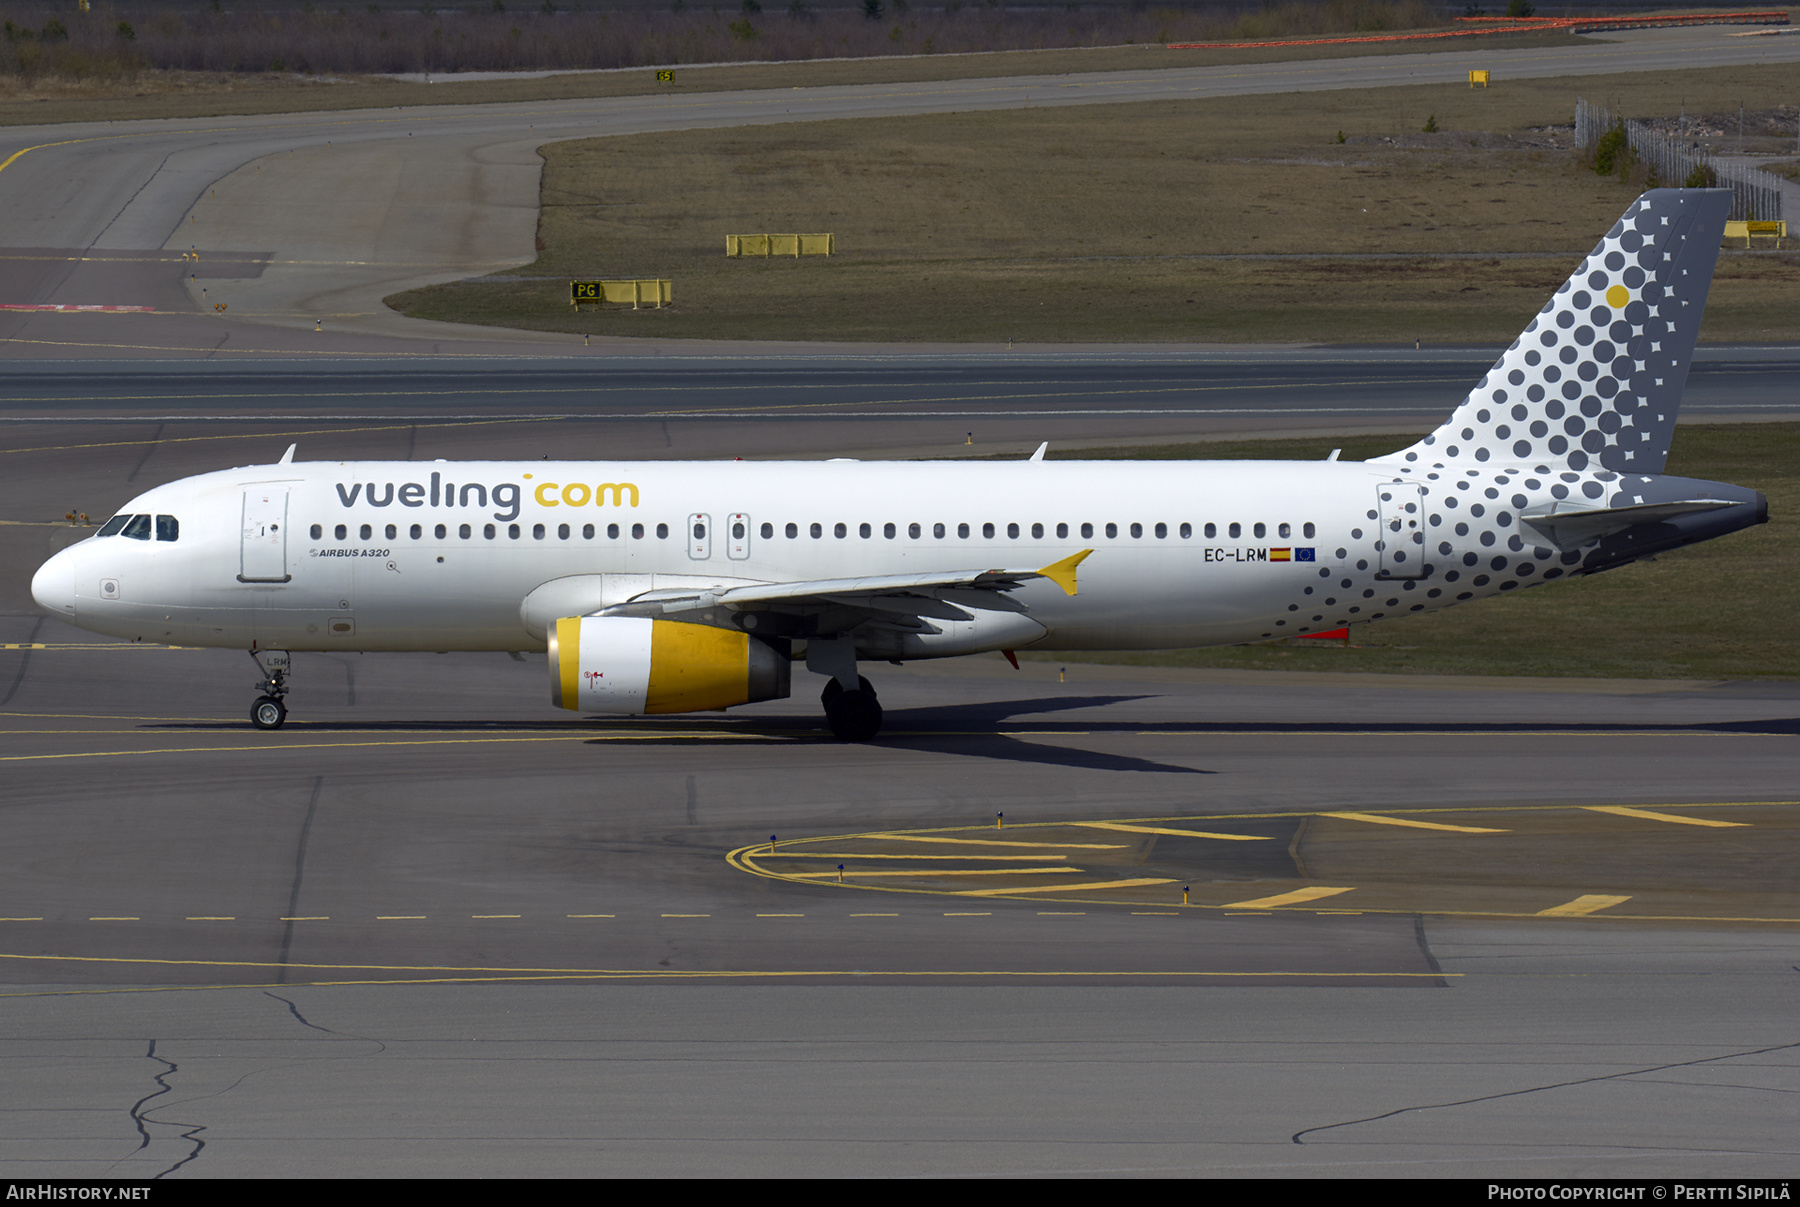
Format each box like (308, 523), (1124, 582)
(1377, 189), (1734, 478)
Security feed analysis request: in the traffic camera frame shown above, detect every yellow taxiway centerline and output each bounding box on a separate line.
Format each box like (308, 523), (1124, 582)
(1221, 887), (1357, 909)
(783, 867), (1081, 878)
(858, 833), (1127, 849)
(1074, 821), (1271, 842)
(1537, 894), (1633, 916)
(1321, 811), (1508, 833)
(759, 851), (1070, 861)
(1583, 806), (1749, 828)
(954, 878), (1179, 897)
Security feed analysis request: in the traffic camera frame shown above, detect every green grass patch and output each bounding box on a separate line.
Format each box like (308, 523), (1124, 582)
(388, 60), (1800, 344)
(1011, 424), (1798, 681)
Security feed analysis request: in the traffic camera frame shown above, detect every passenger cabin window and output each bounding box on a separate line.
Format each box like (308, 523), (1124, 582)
(310, 524), (323, 540)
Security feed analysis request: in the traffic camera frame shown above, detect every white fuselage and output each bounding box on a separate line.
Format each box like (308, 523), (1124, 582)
(32, 457), (1448, 655)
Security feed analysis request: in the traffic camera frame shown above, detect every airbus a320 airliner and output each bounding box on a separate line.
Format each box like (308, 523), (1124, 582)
(31, 190), (1767, 739)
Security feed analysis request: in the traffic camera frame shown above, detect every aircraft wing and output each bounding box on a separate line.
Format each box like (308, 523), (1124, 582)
(601, 550), (1092, 626)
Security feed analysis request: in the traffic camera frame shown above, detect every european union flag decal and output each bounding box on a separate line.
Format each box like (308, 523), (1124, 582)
(1294, 548), (1316, 562)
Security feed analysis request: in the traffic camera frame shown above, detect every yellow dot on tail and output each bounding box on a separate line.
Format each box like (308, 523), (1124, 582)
(1605, 285), (1629, 309)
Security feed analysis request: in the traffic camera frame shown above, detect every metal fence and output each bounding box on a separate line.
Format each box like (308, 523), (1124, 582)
(1575, 98), (1784, 222)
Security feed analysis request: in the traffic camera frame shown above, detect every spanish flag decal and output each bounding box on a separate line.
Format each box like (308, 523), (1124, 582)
(1270, 548), (1292, 562)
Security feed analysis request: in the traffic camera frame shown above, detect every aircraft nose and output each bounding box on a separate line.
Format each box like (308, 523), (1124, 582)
(31, 547), (77, 616)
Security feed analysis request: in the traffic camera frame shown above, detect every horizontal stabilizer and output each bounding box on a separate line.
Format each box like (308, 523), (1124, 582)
(1519, 498), (1737, 552)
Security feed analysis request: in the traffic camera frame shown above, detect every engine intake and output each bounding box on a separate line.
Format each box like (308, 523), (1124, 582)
(548, 616), (789, 714)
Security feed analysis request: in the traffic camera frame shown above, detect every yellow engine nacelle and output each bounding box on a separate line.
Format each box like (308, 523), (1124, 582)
(547, 616), (790, 714)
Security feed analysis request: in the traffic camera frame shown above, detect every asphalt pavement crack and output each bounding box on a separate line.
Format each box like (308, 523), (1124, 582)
(265, 989), (386, 1053)
(1292, 1037), (1800, 1145)
(116, 1038), (206, 1179)
(0, 614), (44, 708)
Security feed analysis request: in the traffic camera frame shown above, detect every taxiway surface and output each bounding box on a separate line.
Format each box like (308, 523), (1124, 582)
(0, 638), (1796, 1176)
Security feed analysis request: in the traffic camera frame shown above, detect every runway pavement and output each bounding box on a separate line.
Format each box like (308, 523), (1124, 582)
(0, 350), (1794, 484)
(0, 23), (1797, 356)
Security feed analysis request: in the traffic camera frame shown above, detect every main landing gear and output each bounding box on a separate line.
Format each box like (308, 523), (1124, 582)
(807, 633), (883, 742)
(249, 649), (291, 730)
(821, 675), (882, 742)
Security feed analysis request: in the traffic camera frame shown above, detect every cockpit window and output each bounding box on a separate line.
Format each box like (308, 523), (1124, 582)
(155, 515), (179, 542)
(97, 515), (130, 537)
(121, 515), (152, 541)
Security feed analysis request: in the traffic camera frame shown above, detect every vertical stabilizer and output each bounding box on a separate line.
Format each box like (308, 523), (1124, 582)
(1376, 189), (1733, 475)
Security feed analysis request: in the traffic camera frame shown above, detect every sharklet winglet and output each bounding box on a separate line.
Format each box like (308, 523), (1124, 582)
(1037, 549), (1092, 596)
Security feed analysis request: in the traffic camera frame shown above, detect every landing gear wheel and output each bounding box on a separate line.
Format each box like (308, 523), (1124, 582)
(251, 695), (287, 730)
(820, 675), (876, 705)
(824, 689), (883, 742)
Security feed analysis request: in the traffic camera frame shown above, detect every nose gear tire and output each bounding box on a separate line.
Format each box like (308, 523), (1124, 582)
(252, 695), (287, 730)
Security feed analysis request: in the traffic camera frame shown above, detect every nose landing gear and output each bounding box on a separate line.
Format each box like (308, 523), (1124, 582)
(249, 649), (291, 730)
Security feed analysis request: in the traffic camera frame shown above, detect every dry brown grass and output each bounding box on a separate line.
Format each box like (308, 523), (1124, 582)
(390, 60), (1800, 344)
